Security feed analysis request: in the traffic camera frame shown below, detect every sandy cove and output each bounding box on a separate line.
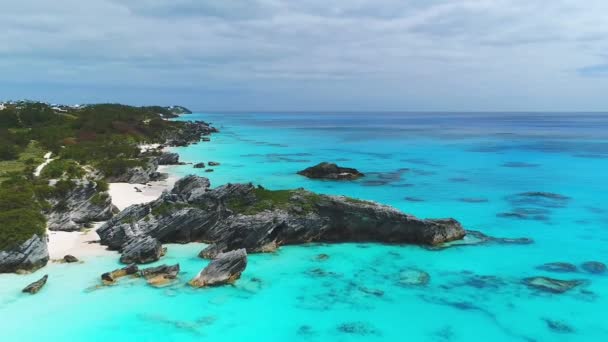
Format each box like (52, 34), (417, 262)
(47, 165), (179, 259)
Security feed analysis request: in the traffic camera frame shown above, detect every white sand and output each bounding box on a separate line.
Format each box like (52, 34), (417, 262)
(34, 152), (54, 177)
(47, 223), (114, 259)
(47, 166), (179, 258)
(108, 167), (178, 211)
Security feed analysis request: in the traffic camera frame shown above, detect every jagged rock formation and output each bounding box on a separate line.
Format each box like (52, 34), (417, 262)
(119, 236), (164, 264)
(105, 157), (165, 184)
(164, 121), (218, 147)
(298, 162), (364, 180)
(47, 179), (114, 231)
(97, 176), (466, 261)
(0, 235), (49, 273)
(22, 274), (48, 294)
(190, 249), (247, 287)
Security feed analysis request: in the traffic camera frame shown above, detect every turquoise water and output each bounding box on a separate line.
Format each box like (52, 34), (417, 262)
(2, 112), (608, 341)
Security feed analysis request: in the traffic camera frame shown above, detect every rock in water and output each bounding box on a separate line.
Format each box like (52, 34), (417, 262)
(208, 161), (220, 166)
(190, 249), (247, 287)
(581, 261), (606, 274)
(22, 274), (48, 294)
(63, 255), (79, 263)
(0, 235), (49, 273)
(119, 236), (163, 264)
(101, 264), (139, 284)
(297, 162), (364, 180)
(193, 162), (206, 168)
(522, 276), (586, 294)
(140, 264), (180, 287)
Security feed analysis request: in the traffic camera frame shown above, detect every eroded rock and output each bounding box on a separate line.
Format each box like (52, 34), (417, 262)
(101, 264), (139, 284)
(0, 235), (49, 273)
(522, 276), (586, 294)
(140, 264), (180, 287)
(22, 274), (48, 294)
(119, 236), (163, 264)
(189, 249), (247, 287)
(63, 255), (79, 263)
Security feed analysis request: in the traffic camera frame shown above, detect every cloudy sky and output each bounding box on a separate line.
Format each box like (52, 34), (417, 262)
(1, 0), (607, 111)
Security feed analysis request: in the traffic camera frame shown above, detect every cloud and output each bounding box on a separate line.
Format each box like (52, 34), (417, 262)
(0, 0), (607, 110)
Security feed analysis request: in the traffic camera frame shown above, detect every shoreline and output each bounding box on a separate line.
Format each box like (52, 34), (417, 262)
(47, 165), (180, 259)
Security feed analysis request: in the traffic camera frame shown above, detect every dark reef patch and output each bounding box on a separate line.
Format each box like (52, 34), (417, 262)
(522, 276), (587, 294)
(543, 318), (574, 334)
(501, 162), (540, 168)
(337, 322), (381, 336)
(449, 177), (469, 183)
(581, 261), (606, 274)
(404, 197), (425, 202)
(458, 197), (488, 203)
(400, 158), (442, 167)
(536, 262), (578, 273)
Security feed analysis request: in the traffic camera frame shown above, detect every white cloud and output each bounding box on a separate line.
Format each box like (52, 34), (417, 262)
(0, 0), (607, 110)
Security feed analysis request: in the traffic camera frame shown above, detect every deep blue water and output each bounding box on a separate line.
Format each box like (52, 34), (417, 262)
(1, 112), (607, 341)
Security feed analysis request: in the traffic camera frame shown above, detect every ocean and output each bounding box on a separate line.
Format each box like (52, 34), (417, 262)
(1, 112), (607, 341)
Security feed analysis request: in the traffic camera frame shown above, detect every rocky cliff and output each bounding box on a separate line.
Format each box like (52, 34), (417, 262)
(0, 235), (49, 273)
(46, 179), (115, 231)
(97, 176), (465, 260)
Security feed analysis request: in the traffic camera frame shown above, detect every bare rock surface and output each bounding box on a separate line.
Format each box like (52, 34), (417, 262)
(190, 249), (247, 287)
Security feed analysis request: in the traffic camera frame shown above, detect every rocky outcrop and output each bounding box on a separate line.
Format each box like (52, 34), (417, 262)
(22, 274), (48, 294)
(193, 162), (205, 168)
(140, 264), (180, 287)
(189, 249), (247, 287)
(208, 161), (220, 167)
(106, 157), (165, 184)
(0, 235), (49, 273)
(97, 176), (466, 261)
(298, 162), (364, 180)
(101, 264), (139, 284)
(119, 236), (164, 264)
(47, 179), (114, 231)
(164, 121), (218, 147)
(157, 152), (180, 165)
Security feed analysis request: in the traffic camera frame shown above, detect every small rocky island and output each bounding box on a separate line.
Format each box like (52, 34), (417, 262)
(97, 175), (466, 263)
(297, 162), (364, 180)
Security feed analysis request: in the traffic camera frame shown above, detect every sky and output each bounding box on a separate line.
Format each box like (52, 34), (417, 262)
(1, 0), (607, 111)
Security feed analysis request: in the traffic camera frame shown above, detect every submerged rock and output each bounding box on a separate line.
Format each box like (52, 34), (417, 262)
(297, 162), (364, 180)
(63, 255), (79, 263)
(537, 262), (578, 273)
(189, 249), (247, 287)
(398, 268), (430, 287)
(119, 236), (163, 264)
(581, 261), (606, 274)
(208, 161), (220, 166)
(522, 276), (586, 294)
(97, 176), (466, 256)
(22, 274), (48, 294)
(0, 235), (49, 273)
(140, 264), (180, 287)
(543, 318), (574, 333)
(425, 230), (533, 251)
(101, 264), (139, 284)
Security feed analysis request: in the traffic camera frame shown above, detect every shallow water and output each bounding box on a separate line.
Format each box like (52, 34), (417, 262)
(2, 112), (608, 341)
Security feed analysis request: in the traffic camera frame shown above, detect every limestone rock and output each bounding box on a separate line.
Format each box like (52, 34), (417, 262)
(0, 235), (49, 273)
(190, 249), (247, 287)
(119, 236), (163, 264)
(22, 274), (48, 294)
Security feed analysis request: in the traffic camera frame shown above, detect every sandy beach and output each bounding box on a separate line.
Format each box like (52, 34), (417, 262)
(46, 165), (178, 259)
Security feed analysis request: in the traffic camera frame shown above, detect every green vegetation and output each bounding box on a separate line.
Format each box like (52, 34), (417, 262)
(151, 202), (189, 217)
(0, 176), (47, 250)
(228, 187), (322, 215)
(0, 101), (194, 250)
